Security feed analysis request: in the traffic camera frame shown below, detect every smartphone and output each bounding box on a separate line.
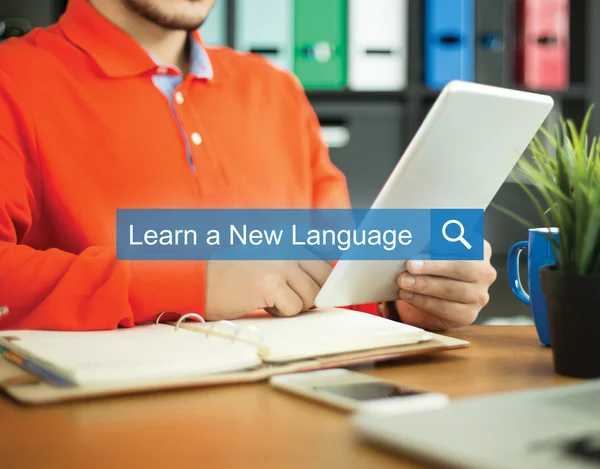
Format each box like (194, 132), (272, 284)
(270, 369), (449, 415)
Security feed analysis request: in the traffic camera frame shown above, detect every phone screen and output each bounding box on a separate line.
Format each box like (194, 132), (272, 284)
(312, 382), (425, 401)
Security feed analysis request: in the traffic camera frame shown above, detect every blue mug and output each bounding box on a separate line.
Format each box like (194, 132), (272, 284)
(507, 228), (559, 346)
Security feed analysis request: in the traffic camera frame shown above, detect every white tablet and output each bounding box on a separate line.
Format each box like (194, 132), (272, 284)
(314, 80), (554, 308)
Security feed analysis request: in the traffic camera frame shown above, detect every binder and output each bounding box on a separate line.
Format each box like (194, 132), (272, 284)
(475, 0), (510, 86)
(0, 18), (31, 42)
(0, 0), (63, 28)
(348, 0), (408, 91)
(516, 0), (569, 90)
(294, 0), (347, 90)
(0, 310), (468, 404)
(199, 0), (228, 46)
(234, 0), (293, 70)
(424, 0), (475, 90)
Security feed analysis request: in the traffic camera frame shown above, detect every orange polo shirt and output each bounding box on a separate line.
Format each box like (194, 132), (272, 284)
(0, 0), (379, 331)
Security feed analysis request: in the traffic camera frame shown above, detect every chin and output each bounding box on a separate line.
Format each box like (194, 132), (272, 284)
(170, 0), (214, 20)
(125, 0), (215, 30)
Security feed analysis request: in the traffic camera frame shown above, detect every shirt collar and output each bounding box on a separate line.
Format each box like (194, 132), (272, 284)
(189, 32), (213, 79)
(59, 0), (214, 80)
(148, 32), (213, 80)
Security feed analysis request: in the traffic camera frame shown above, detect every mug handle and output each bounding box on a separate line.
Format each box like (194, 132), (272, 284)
(507, 241), (531, 306)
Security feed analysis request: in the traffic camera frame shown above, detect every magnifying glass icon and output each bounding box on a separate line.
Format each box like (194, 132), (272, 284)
(442, 220), (472, 250)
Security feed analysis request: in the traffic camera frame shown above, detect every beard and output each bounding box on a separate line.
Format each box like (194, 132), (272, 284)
(121, 0), (210, 31)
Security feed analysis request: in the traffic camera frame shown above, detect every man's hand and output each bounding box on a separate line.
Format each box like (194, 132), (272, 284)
(395, 241), (496, 331)
(205, 260), (332, 321)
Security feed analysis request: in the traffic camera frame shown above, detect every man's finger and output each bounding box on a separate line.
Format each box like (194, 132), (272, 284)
(484, 240), (493, 260)
(406, 259), (485, 282)
(397, 273), (487, 305)
(287, 267), (321, 311)
(298, 260), (332, 287)
(265, 283), (304, 317)
(398, 291), (478, 326)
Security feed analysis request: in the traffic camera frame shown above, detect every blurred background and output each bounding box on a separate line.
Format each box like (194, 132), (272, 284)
(2, 0), (598, 324)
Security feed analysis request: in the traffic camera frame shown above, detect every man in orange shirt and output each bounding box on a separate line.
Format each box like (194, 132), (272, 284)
(0, 0), (496, 331)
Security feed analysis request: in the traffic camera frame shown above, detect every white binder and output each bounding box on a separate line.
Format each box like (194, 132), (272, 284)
(234, 0), (294, 71)
(199, 0), (228, 46)
(348, 0), (409, 91)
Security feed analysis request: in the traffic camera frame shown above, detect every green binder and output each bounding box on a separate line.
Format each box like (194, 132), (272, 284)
(294, 0), (347, 90)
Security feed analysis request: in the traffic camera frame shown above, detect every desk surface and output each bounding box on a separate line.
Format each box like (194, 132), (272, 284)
(0, 326), (579, 469)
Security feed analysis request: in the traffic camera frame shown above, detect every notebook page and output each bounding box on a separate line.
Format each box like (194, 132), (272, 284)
(0, 325), (262, 387)
(182, 308), (429, 363)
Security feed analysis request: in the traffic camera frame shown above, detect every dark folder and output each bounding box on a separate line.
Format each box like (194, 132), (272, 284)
(475, 0), (511, 86)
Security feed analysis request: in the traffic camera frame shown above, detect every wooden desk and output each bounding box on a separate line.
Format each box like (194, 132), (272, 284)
(0, 326), (579, 469)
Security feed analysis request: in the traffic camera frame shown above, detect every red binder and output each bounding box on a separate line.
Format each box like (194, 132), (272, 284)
(516, 0), (570, 90)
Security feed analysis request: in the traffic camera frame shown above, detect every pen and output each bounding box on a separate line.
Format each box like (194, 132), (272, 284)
(1, 349), (74, 387)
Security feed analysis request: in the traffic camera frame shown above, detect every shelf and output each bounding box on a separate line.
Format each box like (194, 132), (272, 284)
(306, 83), (588, 102)
(422, 83), (588, 100)
(513, 83), (587, 98)
(307, 90), (410, 101)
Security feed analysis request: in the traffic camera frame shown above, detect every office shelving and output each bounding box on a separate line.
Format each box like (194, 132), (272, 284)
(302, 0), (598, 322)
(229, 0), (600, 268)
(4, 0), (600, 322)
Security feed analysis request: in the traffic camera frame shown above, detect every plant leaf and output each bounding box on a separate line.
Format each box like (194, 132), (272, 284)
(499, 105), (600, 275)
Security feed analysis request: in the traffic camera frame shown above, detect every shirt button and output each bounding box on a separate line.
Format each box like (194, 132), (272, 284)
(157, 66), (169, 75)
(191, 132), (202, 145)
(175, 92), (184, 105)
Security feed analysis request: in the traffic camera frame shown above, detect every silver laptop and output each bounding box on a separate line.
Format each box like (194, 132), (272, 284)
(352, 380), (600, 469)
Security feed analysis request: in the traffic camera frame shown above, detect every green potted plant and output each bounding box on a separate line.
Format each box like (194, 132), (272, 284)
(496, 106), (600, 378)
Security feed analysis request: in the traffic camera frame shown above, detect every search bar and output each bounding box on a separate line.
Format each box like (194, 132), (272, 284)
(442, 219), (472, 250)
(430, 209), (484, 261)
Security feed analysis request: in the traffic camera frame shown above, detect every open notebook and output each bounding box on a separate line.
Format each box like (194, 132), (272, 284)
(0, 308), (468, 405)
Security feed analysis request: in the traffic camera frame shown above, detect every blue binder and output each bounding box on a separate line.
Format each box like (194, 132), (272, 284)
(234, 0), (294, 71)
(199, 0), (227, 46)
(424, 0), (475, 89)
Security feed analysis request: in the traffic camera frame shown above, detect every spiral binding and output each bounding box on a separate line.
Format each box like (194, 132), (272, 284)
(155, 312), (265, 345)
